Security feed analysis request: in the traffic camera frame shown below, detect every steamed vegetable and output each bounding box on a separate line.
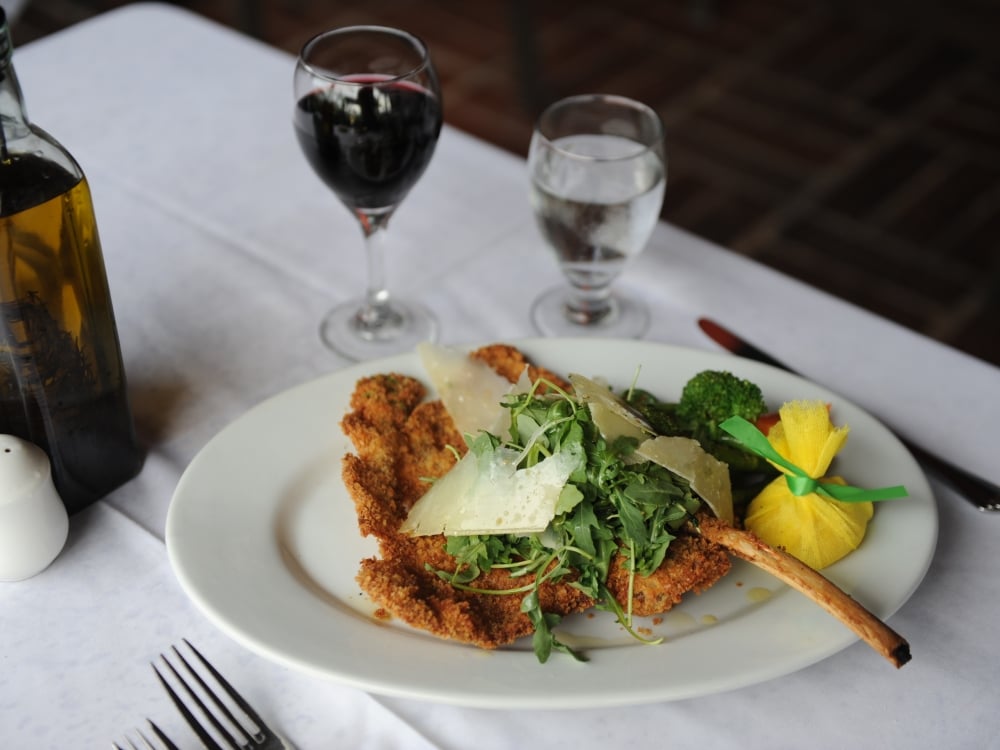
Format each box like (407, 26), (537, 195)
(677, 370), (768, 436)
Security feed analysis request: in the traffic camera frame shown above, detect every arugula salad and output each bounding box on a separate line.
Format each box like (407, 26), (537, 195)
(402, 359), (777, 663)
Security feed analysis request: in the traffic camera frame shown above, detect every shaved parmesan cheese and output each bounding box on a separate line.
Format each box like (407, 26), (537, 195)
(635, 436), (734, 525)
(417, 343), (515, 436)
(401, 445), (582, 537)
(587, 401), (650, 444)
(569, 373), (653, 442)
(569, 373), (733, 524)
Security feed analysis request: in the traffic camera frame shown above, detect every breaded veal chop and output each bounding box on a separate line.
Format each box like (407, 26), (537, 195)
(341, 344), (731, 650)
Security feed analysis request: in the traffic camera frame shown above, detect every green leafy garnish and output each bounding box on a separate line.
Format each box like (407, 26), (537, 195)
(427, 378), (701, 663)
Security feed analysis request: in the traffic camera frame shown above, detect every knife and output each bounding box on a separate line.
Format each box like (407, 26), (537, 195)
(698, 317), (1000, 512)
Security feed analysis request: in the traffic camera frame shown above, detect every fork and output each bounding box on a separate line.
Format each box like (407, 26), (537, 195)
(112, 720), (180, 750)
(152, 640), (289, 750)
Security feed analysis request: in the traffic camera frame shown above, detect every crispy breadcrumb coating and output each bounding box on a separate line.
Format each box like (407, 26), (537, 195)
(470, 343), (570, 390)
(605, 525), (731, 617)
(341, 344), (730, 649)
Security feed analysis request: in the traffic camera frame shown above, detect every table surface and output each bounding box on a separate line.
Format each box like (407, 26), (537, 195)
(3, 4), (998, 748)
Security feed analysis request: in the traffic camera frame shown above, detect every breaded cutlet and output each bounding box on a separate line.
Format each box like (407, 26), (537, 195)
(341, 344), (730, 649)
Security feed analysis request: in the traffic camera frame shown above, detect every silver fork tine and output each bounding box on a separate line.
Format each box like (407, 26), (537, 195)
(112, 720), (180, 750)
(172, 645), (250, 745)
(181, 639), (269, 744)
(153, 657), (234, 750)
(153, 641), (287, 750)
(147, 719), (182, 750)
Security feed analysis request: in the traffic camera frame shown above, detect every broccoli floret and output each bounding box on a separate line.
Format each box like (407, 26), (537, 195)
(675, 370), (767, 437)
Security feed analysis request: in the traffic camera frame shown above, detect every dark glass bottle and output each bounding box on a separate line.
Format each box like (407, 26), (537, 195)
(0, 9), (142, 513)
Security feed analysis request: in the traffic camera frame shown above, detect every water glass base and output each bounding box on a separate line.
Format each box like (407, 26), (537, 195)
(530, 286), (650, 339)
(320, 297), (438, 361)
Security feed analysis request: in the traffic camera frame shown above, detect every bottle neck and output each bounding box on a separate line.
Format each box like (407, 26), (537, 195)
(0, 14), (32, 158)
(0, 10), (84, 216)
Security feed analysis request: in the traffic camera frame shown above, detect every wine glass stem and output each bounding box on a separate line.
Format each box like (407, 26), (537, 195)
(565, 285), (614, 325)
(355, 210), (399, 334)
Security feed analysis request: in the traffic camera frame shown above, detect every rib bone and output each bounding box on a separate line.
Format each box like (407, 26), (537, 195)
(698, 518), (911, 668)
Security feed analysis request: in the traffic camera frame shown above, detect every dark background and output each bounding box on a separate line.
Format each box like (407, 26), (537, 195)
(12, 0), (999, 366)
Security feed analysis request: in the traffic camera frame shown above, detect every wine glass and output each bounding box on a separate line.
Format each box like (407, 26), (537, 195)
(293, 26), (443, 359)
(528, 94), (666, 338)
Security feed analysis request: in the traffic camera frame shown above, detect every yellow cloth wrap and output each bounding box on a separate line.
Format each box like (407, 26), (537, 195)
(744, 401), (874, 569)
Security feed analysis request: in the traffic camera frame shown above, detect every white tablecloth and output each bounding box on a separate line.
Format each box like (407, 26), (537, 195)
(2, 5), (998, 748)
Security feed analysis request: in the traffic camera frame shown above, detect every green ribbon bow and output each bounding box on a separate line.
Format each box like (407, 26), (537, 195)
(719, 416), (908, 503)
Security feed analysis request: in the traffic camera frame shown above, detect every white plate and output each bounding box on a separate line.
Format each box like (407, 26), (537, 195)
(166, 338), (937, 709)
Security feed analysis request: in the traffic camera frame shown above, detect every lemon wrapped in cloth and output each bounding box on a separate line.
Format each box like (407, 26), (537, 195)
(720, 401), (908, 570)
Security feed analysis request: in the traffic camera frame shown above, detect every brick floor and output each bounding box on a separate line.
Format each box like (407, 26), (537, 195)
(12, 0), (999, 366)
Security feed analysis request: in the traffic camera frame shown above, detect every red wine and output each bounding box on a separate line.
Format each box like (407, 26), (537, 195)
(294, 76), (442, 210)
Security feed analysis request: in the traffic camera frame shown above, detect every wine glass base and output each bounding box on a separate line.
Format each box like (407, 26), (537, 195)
(320, 297), (438, 360)
(530, 286), (650, 339)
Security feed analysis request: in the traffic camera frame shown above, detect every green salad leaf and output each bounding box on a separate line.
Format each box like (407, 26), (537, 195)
(428, 378), (702, 662)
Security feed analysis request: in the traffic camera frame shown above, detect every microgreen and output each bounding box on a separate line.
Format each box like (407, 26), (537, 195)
(427, 377), (701, 663)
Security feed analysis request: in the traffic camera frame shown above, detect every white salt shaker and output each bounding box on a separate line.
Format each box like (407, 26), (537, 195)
(0, 434), (69, 581)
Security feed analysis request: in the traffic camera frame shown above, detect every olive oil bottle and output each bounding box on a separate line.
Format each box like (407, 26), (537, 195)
(0, 9), (142, 513)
